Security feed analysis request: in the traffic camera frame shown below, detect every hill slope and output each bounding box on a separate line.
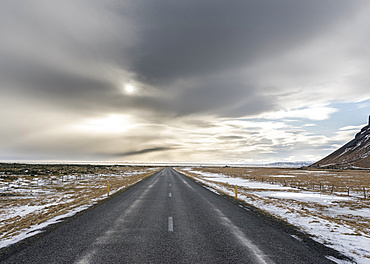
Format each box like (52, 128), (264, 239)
(311, 121), (370, 169)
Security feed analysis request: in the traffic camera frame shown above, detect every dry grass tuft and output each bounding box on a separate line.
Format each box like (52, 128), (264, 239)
(179, 167), (370, 238)
(190, 167), (370, 196)
(0, 164), (161, 242)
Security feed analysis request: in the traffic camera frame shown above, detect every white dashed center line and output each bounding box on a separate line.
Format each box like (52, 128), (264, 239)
(169, 193), (172, 197)
(168, 217), (174, 232)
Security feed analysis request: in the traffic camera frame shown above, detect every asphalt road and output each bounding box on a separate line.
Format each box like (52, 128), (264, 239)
(1, 168), (347, 263)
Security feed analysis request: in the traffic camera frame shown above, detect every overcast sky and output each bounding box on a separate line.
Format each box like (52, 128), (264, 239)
(1, 0), (370, 164)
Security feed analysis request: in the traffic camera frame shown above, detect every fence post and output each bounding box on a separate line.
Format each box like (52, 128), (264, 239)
(331, 184), (334, 194)
(347, 187), (350, 196)
(364, 187), (367, 199)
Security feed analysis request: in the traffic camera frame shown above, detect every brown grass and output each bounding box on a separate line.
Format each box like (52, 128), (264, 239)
(0, 165), (161, 242)
(179, 167), (370, 238)
(189, 167), (370, 196)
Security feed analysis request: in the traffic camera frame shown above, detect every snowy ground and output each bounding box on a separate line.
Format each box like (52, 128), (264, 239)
(178, 167), (370, 264)
(0, 166), (159, 249)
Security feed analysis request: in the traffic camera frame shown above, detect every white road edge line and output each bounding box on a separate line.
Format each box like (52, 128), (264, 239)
(168, 217), (174, 232)
(182, 179), (274, 264)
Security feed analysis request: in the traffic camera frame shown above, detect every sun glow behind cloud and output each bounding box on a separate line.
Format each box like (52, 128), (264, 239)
(74, 114), (136, 134)
(124, 84), (136, 95)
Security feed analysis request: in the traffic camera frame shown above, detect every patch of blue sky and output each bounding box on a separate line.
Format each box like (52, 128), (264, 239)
(312, 99), (370, 136)
(244, 99), (370, 138)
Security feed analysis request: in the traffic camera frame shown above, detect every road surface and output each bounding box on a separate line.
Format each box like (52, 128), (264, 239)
(1, 168), (347, 263)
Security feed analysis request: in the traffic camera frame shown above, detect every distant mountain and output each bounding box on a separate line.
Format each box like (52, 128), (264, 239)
(310, 117), (370, 169)
(264, 161), (314, 168)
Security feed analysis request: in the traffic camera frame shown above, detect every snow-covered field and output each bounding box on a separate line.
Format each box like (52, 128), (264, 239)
(178, 167), (370, 264)
(0, 165), (159, 249)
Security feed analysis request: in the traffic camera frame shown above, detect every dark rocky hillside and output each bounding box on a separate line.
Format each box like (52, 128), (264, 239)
(311, 117), (370, 169)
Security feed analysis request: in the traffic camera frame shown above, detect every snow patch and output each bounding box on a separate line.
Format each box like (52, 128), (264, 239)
(182, 168), (370, 264)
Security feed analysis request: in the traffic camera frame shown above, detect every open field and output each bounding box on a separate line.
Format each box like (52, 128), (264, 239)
(0, 163), (160, 248)
(2, 164), (369, 263)
(193, 167), (369, 197)
(177, 167), (370, 264)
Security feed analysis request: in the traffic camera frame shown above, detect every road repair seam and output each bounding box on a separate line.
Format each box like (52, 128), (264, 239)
(179, 173), (274, 264)
(74, 176), (160, 264)
(212, 206), (274, 264)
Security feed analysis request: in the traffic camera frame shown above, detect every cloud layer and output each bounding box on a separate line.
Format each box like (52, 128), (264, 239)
(1, 0), (370, 162)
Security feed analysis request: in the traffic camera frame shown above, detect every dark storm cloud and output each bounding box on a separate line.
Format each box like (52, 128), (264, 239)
(0, 56), (112, 97)
(167, 77), (276, 117)
(1, 0), (361, 110)
(111, 147), (172, 157)
(128, 0), (359, 84)
(217, 136), (244, 140)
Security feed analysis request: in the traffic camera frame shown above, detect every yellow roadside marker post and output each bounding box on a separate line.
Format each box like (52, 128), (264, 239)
(107, 181), (110, 197)
(235, 185), (238, 199)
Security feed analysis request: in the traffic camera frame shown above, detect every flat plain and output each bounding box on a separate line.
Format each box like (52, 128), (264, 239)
(0, 163), (158, 246)
(1, 164), (369, 263)
(178, 166), (370, 263)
